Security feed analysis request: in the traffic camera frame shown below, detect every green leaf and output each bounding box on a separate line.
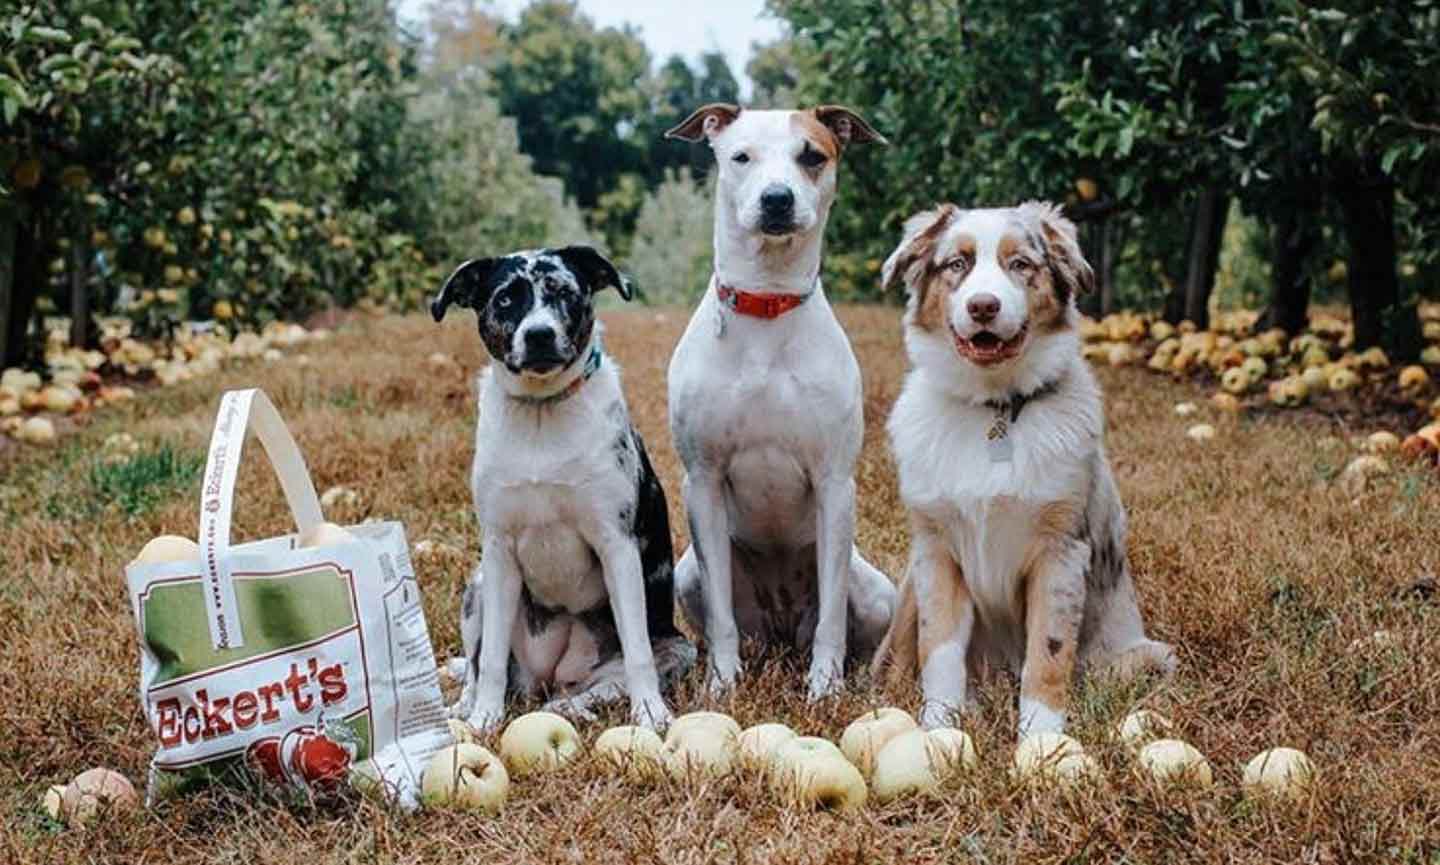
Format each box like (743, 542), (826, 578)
(29, 26), (73, 45)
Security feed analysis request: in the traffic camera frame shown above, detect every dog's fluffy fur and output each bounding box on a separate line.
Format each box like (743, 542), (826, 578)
(874, 203), (1174, 735)
(433, 247), (693, 732)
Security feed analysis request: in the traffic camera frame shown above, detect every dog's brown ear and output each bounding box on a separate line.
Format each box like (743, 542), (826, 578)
(665, 103), (741, 143)
(881, 205), (958, 294)
(1020, 200), (1095, 298)
(813, 105), (887, 147)
(433, 257), (499, 322)
(553, 245), (633, 301)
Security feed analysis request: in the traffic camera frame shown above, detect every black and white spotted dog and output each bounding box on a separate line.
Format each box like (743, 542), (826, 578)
(432, 246), (694, 732)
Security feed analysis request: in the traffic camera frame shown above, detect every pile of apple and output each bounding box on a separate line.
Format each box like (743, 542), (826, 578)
(1079, 304), (1440, 426)
(419, 706), (1318, 816)
(1, 318), (327, 447)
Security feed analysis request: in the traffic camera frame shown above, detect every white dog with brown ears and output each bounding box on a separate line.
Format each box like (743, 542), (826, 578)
(873, 201), (1175, 736)
(664, 104), (897, 701)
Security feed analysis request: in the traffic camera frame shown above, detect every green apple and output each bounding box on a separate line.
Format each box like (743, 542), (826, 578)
(499, 712), (580, 777)
(421, 744), (509, 812)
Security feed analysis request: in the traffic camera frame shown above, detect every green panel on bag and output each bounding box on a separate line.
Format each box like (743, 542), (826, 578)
(142, 566), (358, 684)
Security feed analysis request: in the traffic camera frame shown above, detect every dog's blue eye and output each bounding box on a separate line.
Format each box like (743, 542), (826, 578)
(732, 152), (750, 164)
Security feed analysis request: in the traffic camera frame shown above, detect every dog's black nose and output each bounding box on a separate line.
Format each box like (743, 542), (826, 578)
(523, 326), (557, 353)
(967, 293), (1001, 324)
(760, 184), (795, 214)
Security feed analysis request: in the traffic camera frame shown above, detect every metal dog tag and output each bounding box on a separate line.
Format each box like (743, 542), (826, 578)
(986, 409), (1013, 463)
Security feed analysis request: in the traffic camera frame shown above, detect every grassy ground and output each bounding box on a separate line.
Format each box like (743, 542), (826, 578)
(2, 306), (1438, 864)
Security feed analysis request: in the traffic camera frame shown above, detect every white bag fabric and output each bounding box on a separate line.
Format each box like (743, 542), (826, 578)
(125, 388), (450, 810)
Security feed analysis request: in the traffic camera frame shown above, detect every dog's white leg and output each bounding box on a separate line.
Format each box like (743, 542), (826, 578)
(684, 472), (743, 695)
(914, 529), (974, 729)
(465, 533), (523, 734)
(449, 569), (484, 720)
(1018, 536), (1088, 739)
(595, 532), (672, 730)
(808, 475), (856, 700)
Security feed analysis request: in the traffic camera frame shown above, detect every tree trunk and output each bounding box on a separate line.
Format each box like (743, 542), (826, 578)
(0, 205), (14, 368)
(1332, 158), (1421, 358)
(1256, 209), (1319, 334)
(68, 217), (95, 350)
(1181, 187), (1227, 331)
(1099, 217), (1123, 316)
(3, 209), (42, 370)
(1077, 219), (1104, 318)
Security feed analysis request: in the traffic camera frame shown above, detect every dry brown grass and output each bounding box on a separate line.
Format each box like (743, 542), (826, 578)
(2, 306), (1438, 864)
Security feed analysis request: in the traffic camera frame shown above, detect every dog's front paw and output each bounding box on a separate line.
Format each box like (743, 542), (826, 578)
(1017, 698), (1066, 739)
(543, 695), (599, 724)
(448, 687), (475, 721)
(465, 701), (507, 735)
(706, 655), (743, 697)
(628, 694), (673, 732)
(919, 700), (961, 730)
(805, 659), (844, 702)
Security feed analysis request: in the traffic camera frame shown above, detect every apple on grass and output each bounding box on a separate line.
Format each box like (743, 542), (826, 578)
(1115, 709), (1174, 749)
(737, 723), (797, 770)
(839, 707), (916, 778)
(421, 744), (509, 812)
(665, 711), (741, 744)
(771, 753), (868, 812)
(499, 711), (580, 777)
(58, 768), (138, 825)
(1242, 747), (1315, 799)
(1136, 739), (1213, 787)
(869, 728), (976, 802)
(594, 725), (666, 780)
(132, 535), (200, 565)
(663, 726), (737, 780)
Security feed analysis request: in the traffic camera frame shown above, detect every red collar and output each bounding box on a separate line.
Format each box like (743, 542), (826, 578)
(715, 281), (815, 319)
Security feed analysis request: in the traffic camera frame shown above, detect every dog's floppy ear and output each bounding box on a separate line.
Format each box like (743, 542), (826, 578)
(1020, 200), (1095, 298)
(665, 103), (741, 143)
(813, 105), (888, 147)
(432, 257), (499, 322)
(881, 205), (958, 294)
(554, 245), (633, 301)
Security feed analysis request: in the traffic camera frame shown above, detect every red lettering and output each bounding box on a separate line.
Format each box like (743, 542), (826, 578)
(199, 690), (233, 740)
(257, 683), (284, 722)
(318, 663), (347, 705)
(183, 705), (203, 743)
(156, 698), (182, 748)
(232, 690), (258, 729)
(285, 663), (314, 712)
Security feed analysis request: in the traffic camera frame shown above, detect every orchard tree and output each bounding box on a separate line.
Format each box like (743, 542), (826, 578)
(1, 2), (176, 364)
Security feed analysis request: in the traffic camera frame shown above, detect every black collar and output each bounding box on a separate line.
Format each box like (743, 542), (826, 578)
(983, 375), (1065, 423)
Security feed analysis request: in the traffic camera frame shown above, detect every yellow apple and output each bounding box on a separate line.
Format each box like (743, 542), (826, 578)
(1221, 367), (1250, 395)
(839, 707), (917, 778)
(1186, 423), (1216, 442)
(773, 735), (845, 770)
(662, 725), (737, 780)
(447, 718), (479, 745)
(296, 522), (356, 549)
(132, 535), (200, 565)
(1115, 709), (1174, 749)
(421, 743), (509, 812)
(17, 416), (56, 445)
(1136, 739), (1213, 786)
(41, 784), (66, 820)
(594, 725), (666, 780)
(1242, 747), (1315, 800)
(1301, 366), (1329, 393)
(1011, 733), (1086, 782)
(1210, 392), (1241, 413)
(60, 768), (138, 825)
(1328, 368), (1360, 392)
(665, 711), (741, 744)
(870, 728), (976, 802)
(772, 753), (868, 812)
(1399, 365), (1430, 397)
(737, 723), (797, 770)
(1366, 431), (1400, 454)
(499, 711), (580, 777)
